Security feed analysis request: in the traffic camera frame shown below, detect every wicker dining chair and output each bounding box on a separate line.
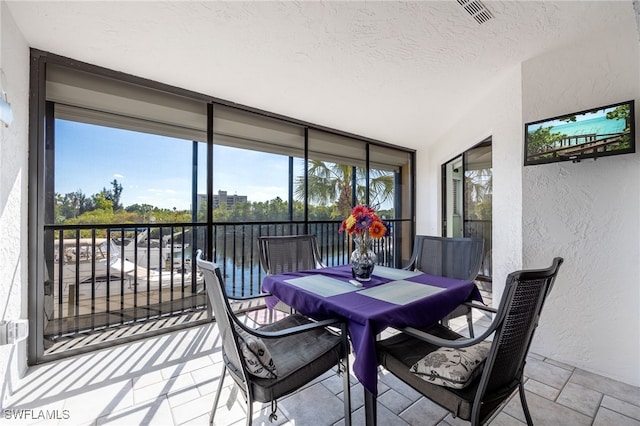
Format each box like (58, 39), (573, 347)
(258, 234), (325, 318)
(196, 250), (352, 426)
(377, 257), (563, 426)
(405, 235), (484, 336)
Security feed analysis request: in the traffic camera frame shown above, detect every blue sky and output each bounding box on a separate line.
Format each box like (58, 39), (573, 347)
(527, 106), (612, 132)
(55, 120), (290, 210)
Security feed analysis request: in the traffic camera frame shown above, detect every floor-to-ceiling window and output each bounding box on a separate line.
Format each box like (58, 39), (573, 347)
(37, 62), (210, 362)
(370, 144), (413, 266)
(29, 50), (415, 363)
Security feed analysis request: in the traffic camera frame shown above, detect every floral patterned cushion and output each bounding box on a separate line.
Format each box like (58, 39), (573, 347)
(410, 341), (491, 389)
(236, 328), (278, 379)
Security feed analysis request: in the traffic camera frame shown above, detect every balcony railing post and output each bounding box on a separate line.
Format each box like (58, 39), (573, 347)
(44, 219), (404, 342)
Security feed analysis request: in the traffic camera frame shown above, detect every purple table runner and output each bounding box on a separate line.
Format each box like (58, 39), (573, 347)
(262, 265), (481, 395)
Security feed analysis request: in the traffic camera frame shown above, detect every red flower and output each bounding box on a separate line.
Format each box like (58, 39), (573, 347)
(339, 205), (387, 239)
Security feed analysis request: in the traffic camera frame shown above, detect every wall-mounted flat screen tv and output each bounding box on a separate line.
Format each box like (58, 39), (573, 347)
(524, 100), (635, 165)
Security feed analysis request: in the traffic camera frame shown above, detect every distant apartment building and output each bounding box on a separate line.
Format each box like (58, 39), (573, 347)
(196, 190), (248, 211)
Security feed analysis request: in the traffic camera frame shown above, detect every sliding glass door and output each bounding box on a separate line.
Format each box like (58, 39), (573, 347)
(442, 138), (492, 280)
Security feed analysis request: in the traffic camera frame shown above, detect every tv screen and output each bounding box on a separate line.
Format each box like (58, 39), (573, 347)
(524, 100), (635, 165)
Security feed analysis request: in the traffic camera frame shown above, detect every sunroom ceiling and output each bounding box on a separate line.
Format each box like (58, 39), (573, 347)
(6, 1), (638, 150)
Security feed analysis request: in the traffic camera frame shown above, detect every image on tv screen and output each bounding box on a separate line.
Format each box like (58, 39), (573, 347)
(525, 100), (635, 165)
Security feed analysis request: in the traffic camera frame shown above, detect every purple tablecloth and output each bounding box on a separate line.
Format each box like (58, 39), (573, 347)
(262, 265), (482, 395)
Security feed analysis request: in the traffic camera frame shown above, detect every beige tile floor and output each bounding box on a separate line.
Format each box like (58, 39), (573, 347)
(5, 313), (640, 426)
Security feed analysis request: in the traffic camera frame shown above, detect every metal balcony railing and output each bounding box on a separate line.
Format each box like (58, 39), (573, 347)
(43, 220), (400, 341)
(464, 219), (492, 280)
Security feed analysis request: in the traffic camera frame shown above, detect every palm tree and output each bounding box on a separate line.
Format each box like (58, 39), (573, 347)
(464, 167), (492, 220)
(294, 160), (395, 218)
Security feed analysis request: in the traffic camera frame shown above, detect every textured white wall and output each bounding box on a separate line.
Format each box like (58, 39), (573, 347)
(420, 8), (640, 387)
(522, 21), (640, 386)
(0, 1), (29, 409)
(418, 65), (523, 305)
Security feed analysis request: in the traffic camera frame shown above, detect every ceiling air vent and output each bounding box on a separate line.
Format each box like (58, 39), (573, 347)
(457, 0), (494, 24)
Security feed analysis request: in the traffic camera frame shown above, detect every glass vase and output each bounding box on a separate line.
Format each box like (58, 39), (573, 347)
(351, 234), (376, 282)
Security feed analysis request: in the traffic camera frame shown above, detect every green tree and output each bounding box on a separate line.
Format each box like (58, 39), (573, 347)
(464, 167), (492, 221)
(55, 189), (94, 222)
(125, 203), (156, 222)
(605, 104), (631, 128)
(212, 205), (230, 222)
(526, 126), (567, 158)
(100, 179), (123, 211)
(263, 197), (289, 221)
(295, 160), (395, 219)
(229, 201), (252, 221)
(93, 193), (114, 211)
(605, 104), (632, 149)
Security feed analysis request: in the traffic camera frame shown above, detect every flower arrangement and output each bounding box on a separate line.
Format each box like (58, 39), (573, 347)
(340, 205), (387, 281)
(339, 205), (387, 239)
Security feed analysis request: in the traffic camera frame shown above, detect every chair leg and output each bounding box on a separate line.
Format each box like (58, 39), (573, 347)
(245, 394), (253, 426)
(441, 317), (450, 329)
(339, 323), (352, 426)
(210, 364), (227, 425)
(342, 356), (352, 426)
(519, 382), (534, 426)
(466, 310), (475, 338)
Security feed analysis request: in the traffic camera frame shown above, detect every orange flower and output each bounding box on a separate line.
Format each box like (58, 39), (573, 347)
(339, 205), (388, 239)
(369, 220), (387, 239)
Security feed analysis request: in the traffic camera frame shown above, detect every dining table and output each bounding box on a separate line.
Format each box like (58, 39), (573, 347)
(262, 264), (482, 425)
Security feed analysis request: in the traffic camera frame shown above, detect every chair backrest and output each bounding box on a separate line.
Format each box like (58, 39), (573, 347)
(258, 234), (325, 275)
(476, 257), (563, 415)
(195, 251), (248, 385)
(409, 236), (484, 281)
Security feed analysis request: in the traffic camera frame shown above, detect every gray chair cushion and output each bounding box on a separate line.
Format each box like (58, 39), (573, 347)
(377, 324), (481, 420)
(226, 314), (345, 403)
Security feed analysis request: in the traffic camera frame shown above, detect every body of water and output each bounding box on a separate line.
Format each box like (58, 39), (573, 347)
(543, 115), (626, 142)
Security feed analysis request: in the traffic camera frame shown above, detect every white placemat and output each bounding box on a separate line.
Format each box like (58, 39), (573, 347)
(359, 280), (444, 305)
(373, 265), (423, 280)
(285, 275), (359, 297)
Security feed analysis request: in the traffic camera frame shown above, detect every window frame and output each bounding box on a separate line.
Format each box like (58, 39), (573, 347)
(28, 49), (416, 364)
